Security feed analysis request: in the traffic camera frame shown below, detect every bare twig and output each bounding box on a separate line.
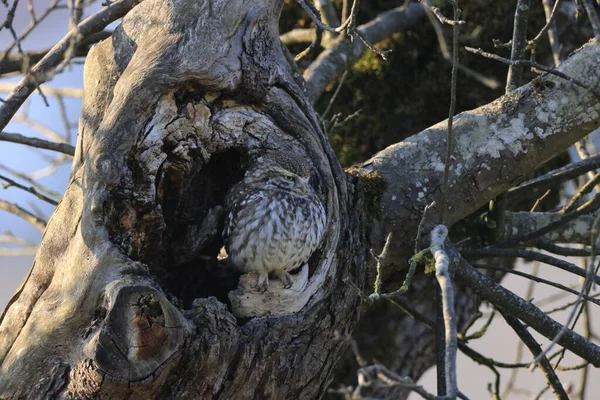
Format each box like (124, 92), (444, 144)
(473, 264), (600, 306)
(0, 174), (59, 205)
(357, 365), (440, 400)
(372, 232), (393, 295)
(511, 153), (600, 195)
(536, 241), (591, 257)
(0, 131), (75, 155)
(294, 0), (324, 62)
(0, 163), (62, 200)
(0, 199), (46, 231)
(1, 0), (62, 62)
(417, 0), (465, 25)
(415, 201), (436, 253)
(465, 47), (600, 98)
(463, 247), (600, 285)
(501, 312), (569, 400)
(321, 70), (348, 122)
(424, 7), (500, 89)
(562, 172), (600, 212)
(440, 3), (460, 225)
(296, 0), (356, 34)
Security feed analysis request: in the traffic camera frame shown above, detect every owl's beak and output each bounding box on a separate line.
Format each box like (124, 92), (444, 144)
(300, 183), (307, 194)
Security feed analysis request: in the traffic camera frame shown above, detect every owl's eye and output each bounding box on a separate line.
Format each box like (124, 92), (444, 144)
(283, 175), (294, 181)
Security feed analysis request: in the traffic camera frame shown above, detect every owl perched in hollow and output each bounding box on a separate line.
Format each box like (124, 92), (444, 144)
(223, 154), (326, 291)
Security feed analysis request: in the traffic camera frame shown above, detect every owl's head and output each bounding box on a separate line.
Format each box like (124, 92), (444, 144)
(245, 153), (312, 194)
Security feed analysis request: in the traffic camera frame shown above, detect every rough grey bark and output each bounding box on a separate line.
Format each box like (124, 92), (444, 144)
(0, 0), (365, 398)
(1, 0), (600, 398)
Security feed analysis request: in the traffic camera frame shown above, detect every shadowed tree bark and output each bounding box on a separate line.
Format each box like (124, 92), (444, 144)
(1, 0), (600, 399)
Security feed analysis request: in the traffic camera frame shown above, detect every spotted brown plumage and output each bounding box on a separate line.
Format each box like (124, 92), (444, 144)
(223, 154), (326, 290)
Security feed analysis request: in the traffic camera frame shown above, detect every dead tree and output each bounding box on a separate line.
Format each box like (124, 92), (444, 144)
(1, 0), (600, 398)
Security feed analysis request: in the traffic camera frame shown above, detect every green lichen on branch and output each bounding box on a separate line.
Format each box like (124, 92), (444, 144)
(350, 169), (387, 218)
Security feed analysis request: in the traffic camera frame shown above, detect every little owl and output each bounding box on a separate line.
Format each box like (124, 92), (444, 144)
(223, 154), (326, 291)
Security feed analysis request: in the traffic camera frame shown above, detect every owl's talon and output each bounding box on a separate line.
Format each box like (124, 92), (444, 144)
(257, 272), (269, 292)
(275, 270), (293, 288)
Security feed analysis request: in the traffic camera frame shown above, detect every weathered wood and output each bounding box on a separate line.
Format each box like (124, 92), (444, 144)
(0, 0), (365, 398)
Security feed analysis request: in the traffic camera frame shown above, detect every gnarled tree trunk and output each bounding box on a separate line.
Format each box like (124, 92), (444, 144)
(0, 0), (365, 397)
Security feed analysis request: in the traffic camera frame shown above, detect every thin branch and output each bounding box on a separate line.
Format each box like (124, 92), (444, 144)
(501, 312), (569, 400)
(372, 232), (393, 295)
(562, 172), (600, 212)
(321, 70), (347, 122)
(0, 174), (59, 205)
(294, 0), (324, 62)
(510, 153), (600, 196)
(465, 46), (600, 98)
(431, 225), (457, 398)
(0, 0), (144, 132)
(1, 0), (62, 61)
(357, 365), (440, 400)
(0, 131), (75, 155)
(506, 0), (530, 91)
(462, 247), (600, 285)
(424, 7), (499, 89)
(0, 163), (62, 200)
(440, 3), (460, 225)
(451, 246), (600, 367)
(417, 0), (465, 25)
(473, 264), (600, 307)
(296, 0), (355, 34)
(0, 199), (46, 231)
(536, 241), (591, 257)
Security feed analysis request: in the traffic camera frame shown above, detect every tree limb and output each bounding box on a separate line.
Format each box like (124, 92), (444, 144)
(354, 40), (600, 273)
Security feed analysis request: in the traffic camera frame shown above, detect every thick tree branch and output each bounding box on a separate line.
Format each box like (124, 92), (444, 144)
(354, 40), (600, 272)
